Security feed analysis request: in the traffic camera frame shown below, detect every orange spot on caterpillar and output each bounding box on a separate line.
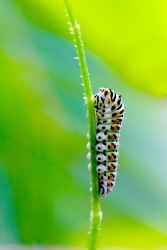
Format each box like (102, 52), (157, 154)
(112, 126), (117, 130)
(108, 164), (113, 169)
(108, 144), (113, 148)
(108, 174), (113, 179)
(109, 134), (114, 139)
(108, 154), (113, 159)
(108, 98), (111, 102)
(107, 182), (113, 187)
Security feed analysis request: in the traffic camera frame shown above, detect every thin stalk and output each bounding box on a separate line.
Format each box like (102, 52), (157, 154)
(63, 1), (101, 249)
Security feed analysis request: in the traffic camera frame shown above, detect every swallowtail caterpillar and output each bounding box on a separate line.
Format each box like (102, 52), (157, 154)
(87, 88), (125, 197)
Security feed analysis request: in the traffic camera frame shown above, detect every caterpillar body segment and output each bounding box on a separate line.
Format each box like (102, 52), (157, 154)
(96, 106), (125, 120)
(99, 184), (109, 197)
(97, 123), (122, 132)
(99, 172), (117, 181)
(96, 151), (119, 162)
(96, 131), (120, 142)
(99, 180), (115, 189)
(96, 101), (124, 114)
(98, 117), (124, 124)
(96, 162), (118, 173)
(96, 141), (119, 152)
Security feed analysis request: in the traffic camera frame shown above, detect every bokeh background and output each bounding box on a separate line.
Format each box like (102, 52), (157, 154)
(0, 0), (167, 249)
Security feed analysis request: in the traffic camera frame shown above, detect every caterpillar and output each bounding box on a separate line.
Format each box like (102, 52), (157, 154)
(87, 87), (125, 198)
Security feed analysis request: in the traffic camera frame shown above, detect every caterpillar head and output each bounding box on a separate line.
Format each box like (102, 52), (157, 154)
(94, 88), (115, 109)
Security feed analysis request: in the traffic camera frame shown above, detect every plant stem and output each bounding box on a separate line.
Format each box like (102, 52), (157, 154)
(63, 1), (101, 249)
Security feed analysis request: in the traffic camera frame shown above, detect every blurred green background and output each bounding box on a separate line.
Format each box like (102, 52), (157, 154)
(0, 0), (167, 249)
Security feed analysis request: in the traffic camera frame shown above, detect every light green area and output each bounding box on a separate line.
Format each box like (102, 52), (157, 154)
(0, 0), (167, 248)
(14, 0), (167, 97)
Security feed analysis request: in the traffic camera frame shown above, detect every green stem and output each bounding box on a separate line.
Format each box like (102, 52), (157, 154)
(63, 1), (101, 249)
